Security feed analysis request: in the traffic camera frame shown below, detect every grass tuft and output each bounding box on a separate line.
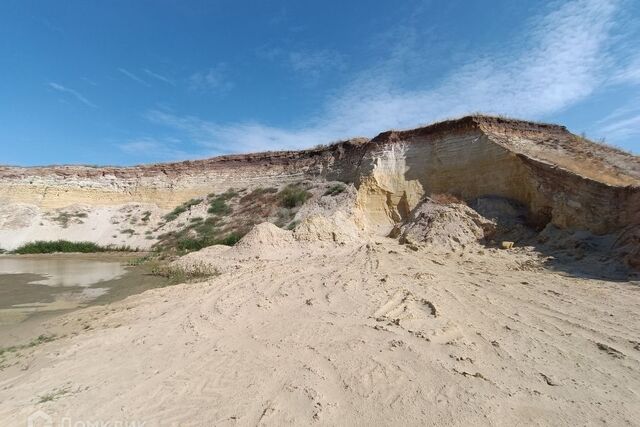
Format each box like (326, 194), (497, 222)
(148, 261), (218, 284)
(278, 184), (311, 208)
(207, 190), (238, 215)
(324, 183), (346, 196)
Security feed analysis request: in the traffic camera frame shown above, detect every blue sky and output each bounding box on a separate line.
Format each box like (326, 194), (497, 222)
(1, 0), (639, 165)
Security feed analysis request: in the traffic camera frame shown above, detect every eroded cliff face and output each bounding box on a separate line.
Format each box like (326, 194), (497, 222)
(0, 152), (331, 209)
(1, 115), (638, 245)
(348, 117), (639, 237)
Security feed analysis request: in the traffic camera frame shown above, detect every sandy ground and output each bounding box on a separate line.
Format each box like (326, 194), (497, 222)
(0, 225), (638, 426)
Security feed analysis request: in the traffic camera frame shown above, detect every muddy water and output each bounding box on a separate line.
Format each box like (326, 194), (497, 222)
(0, 255), (168, 339)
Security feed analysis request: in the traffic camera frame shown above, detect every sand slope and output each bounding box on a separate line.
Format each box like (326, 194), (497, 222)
(0, 232), (639, 426)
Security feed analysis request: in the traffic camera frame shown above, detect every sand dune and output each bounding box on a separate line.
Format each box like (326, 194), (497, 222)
(1, 226), (638, 426)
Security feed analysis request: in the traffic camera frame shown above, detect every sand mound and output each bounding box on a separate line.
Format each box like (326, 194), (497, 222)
(229, 222), (303, 260)
(294, 211), (362, 244)
(173, 216), (364, 274)
(173, 245), (231, 271)
(235, 222), (296, 250)
(391, 198), (495, 250)
(174, 223), (301, 273)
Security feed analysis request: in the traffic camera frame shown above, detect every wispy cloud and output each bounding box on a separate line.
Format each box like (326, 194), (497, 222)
(149, 0), (627, 155)
(596, 97), (640, 143)
(323, 0), (618, 133)
(48, 82), (97, 108)
(188, 64), (234, 93)
(611, 53), (640, 85)
(259, 46), (347, 83)
(118, 136), (192, 162)
(143, 68), (175, 86)
(287, 49), (347, 83)
(81, 77), (98, 86)
(118, 67), (151, 87)
(146, 109), (326, 154)
(599, 113), (640, 140)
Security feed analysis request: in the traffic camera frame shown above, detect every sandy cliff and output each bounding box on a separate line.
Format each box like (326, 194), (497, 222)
(0, 115), (638, 248)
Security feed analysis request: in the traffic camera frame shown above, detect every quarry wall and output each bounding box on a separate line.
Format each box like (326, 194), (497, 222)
(1, 116), (638, 237)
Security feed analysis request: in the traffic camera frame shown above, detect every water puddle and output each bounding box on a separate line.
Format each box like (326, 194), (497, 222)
(0, 255), (168, 329)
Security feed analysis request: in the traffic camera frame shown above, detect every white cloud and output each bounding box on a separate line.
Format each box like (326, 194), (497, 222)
(118, 137), (192, 162)
(143, 68), (175, 86)
(325, 0), (618, 135)
(189, 65), (234, 93)
(258, 46), (346, 84)
(145, 110), (326, 154)
(599, 113), (640, 140)
(149, 0), (625, 154)
(118, 68), (151, 87)
(596, 98), (640, 143)
(611, 53), (640, 85)
(287, 49), (346, 82)
(48, 82), (97, 108)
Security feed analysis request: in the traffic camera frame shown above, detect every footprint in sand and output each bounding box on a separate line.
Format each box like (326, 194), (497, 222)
(373, 290), (460, 343)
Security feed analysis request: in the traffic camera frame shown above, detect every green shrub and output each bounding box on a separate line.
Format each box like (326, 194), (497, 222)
(12, 241), (134, 254)
(176, 236), (212, 252)
(218, 232), (243, 246)
(51, 211), (88, 228)
(164, 198), (202, 222)
(278, 184), (311, 208)
(208, 189), (238, 201)
(175, 231), (243, 253)
(324, 184), (346, 196)
(208, 198), (232, 215)
(206, 190), (239, 216)
(141, 211), (152, 222)
(148, 261), (218, 284)
(250, 187), (278, 196)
